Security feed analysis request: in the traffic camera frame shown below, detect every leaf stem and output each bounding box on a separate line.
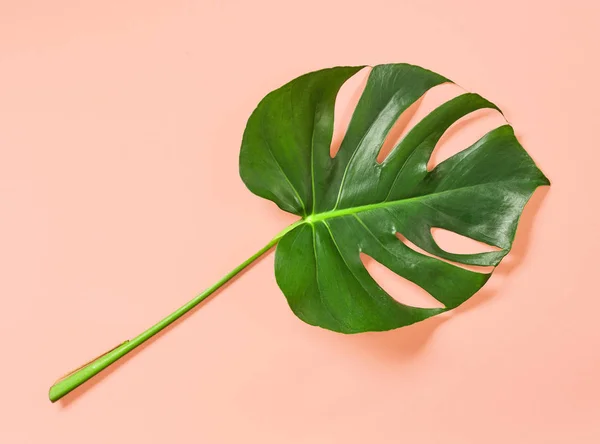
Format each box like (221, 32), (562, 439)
(48, 220), (304, 403)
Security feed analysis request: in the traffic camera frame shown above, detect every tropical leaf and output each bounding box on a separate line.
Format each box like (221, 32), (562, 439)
(240, 63), (549, 333)
(49, 63), (549, 402)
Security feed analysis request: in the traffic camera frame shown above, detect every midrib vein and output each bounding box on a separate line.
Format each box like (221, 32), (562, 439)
(304, 180), (526, 224)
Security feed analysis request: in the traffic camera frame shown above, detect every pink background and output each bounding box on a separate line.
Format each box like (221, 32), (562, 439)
(1, 1), (599, 442)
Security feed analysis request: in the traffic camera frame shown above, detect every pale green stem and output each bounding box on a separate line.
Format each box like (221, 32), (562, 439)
(48, 221), (303, 403)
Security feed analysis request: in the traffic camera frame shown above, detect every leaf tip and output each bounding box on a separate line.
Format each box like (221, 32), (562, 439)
(541, 174), (551, 186)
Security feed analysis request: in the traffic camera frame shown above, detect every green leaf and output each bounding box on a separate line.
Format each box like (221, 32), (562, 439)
(48, 63), (550, 402)
(240, 63), (549, 333)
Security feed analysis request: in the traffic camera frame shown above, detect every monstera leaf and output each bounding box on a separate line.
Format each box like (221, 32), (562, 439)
(49, 63), (549, 402)
(240, 64), (549, 333)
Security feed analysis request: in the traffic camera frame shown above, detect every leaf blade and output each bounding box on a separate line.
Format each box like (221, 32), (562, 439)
(241, 63), (549, 333)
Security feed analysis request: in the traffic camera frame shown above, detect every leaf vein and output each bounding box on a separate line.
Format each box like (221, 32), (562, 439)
(311, 223), (348, 330)
(260, 106), (307, 215)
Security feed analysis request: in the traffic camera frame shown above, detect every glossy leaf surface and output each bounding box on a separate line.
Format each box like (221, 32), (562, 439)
(240, 64), (549, 333)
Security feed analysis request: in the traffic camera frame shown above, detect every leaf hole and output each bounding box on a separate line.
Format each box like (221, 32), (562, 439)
(377, 82), (463, 163)
(395, 232), (494, 274)
(427, 107), (506, 171)
(430, 227), (501, 255)
(330, 67), (371, 158)
(360, 253), (444, 309)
